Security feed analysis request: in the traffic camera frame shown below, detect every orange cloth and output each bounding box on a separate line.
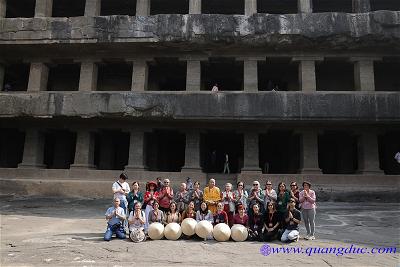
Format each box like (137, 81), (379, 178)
(203, 186), (221, 214)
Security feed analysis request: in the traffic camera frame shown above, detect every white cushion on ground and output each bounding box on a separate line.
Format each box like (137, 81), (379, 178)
(213, 223), (231, 242)
(195, 220), (213, 239)
(181, 218), (197, 236)
(148, 222), (164, 240)
(231, 224), (248, 242)
(164, 222), (182, 240)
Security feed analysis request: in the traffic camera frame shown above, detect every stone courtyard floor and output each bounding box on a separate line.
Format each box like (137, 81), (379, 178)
(0, 195), (399, 267)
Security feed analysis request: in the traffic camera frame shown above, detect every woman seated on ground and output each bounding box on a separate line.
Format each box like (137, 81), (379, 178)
(148, 201), (164, 225)
(248, 203), (263, 241)
(181, 201), (197, 221)
(213, 202), (229, 225)
(164, 201), (181, 225)
(263, 202), (280, 241)
(128, 202), (146, 242)
(196, 202), (213, 222)
(232, 203), (248, 226)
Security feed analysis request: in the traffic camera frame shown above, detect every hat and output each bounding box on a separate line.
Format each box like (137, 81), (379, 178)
(120, 173), (128, 180)
(302, 181), (312, 187)
(146, 181), (157, 190)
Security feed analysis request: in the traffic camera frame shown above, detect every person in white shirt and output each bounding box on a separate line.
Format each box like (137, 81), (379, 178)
(394, 151), (400, 164)
(104, 198), (126, 241)
(112, 173), (130, 231)
(211, 83), (219, 92)
(112, 173), (130, 211)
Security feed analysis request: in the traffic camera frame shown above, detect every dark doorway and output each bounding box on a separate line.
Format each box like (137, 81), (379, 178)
(257, 0), (298, 14)
(378, 132), (400, 175)
(47, 63), (80, 91)
(100, 0), (136, 15)
(312, 0), (352, 13)
(259, 131), (300, 174)
(44, 130), (76, 169)
(6, 0), (35, 18)
(0, 129), (25, 168)
(258, 58), (299, 91)
(318, 131), (358, 174)
(97, 62), (132, 91)
(201, 131), (243, 173)
(374, 62), (400, 91)
(202, 0), (244, 14)
(201, 58), (244, 91)
(150, 0), (189, 14)
(147, 58), (187, 91)
(316, 60), (354, 91)
(145, 130), (185, 172)
(3, 63), (30, 92)
(52, 0), (85, 17)
(370, 0), (400, 11)
(94, 130), (129, 170)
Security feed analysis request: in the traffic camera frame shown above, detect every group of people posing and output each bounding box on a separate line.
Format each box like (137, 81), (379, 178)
(104, 173), (317, 243)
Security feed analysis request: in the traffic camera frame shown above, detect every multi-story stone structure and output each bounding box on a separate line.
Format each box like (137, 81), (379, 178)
(0, 0), (399, 199)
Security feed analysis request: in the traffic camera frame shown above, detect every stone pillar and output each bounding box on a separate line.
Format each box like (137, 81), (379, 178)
(125, 130), (147, 171)
(78, 61), (98, 91)
(351, 57), (380, 91)
(18, 129), (45, 168)
(189, 0), (201, 14)
(243, 59), (258, 92)
(136, 0), (150, 16)
(358, 132), (383, 174)
(182, 131), (201, 172)
(241, 132), (261, 173)
(85, 0), (101, 16)
(0, 64), (4, 91)
(299, 130), (321, 174)
(27, 62), (49, 92)
(35, 0), (53, 17)
(186, 60), (201, 91)
(70, 130), (96, 169)
(132, 60), (148, 91)
(0, 0), (6, 18)
(352, 0), (371, 13)
(245, 0), (257, 15)
(293, 57), (322, 92)
(298, 0), (313, 13)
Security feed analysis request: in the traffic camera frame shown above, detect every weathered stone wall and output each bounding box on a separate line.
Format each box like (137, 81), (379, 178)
(0, 11), (399, 51)
(0, 92), (399, 122)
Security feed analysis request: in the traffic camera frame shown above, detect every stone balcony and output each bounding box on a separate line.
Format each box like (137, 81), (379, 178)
(0, 11), (400, 51)
(0, 91), (399, 122)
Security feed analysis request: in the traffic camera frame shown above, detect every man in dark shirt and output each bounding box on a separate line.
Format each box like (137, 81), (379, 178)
(281, 198), (301, 243)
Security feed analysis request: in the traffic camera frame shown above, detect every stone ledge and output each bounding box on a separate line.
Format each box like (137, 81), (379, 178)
(0, 91), (399, 122)
(0, 11), (399, 50)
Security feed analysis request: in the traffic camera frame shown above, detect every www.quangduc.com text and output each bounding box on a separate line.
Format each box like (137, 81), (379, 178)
(260, 244), (398, 257)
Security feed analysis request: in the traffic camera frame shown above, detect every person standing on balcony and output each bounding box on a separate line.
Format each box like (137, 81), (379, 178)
(223, 153), (230, 174)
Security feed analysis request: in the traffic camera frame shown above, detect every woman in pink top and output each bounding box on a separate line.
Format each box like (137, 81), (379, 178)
(299, 181), (316, 240)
